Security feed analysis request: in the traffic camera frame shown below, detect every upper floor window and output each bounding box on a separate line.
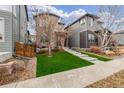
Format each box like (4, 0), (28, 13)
(89, 18), (93, 27)
(0, 17), (5, 42)
(79, 19), (85, 26)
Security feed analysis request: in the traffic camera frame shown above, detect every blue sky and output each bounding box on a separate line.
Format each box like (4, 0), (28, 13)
(28, 5), (100, 25)
(27, 5), (124, 34)
(28, 5), (101, 34)
(52, 5), (99, 14)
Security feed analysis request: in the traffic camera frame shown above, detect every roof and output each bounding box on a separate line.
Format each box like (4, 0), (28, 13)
(115, 30), (124, 34)
(34, 12), (60, 18)
(24, 5), (29, 21)
(65, 13), (100, 29)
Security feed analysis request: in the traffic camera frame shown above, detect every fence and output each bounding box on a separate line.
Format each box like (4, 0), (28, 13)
(15, 42), (35, 57)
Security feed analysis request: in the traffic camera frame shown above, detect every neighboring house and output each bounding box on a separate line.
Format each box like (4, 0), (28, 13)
(114, 30), (124, 45)
(65, 13), (103, 48)
(34, 13), (65, 48)
(0, 5), (29, 54)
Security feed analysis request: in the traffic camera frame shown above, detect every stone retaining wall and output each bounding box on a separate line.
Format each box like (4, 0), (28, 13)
(0, 57), (36, 86)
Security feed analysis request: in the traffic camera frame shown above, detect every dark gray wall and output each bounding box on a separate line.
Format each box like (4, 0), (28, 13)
(80, 31), (87, 48)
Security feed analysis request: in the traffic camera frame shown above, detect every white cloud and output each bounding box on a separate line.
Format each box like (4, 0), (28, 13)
(27, 5), (87, 34)
(28, 5), (86, 24)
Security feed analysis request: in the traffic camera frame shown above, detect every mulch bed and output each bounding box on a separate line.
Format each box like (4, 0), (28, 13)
(86, 70), (124, 88)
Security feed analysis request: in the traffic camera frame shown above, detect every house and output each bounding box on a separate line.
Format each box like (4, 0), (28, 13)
(0, 5), (29, 62)
(65, 13), (103, 48)
(34, 13), (65, 49)
(114, 30), (124, 46)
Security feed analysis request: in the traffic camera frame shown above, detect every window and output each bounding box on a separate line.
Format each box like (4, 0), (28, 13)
(0, 17), (4, 42)
(89, 18), (93, 27)
(88, 33), (96, 42)
(80, 19), (85, 26)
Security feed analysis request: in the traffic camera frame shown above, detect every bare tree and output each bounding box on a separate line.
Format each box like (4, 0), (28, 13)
(65, 26), (74, 48)
(36, 12), (60, 56)
(30, 6), (58, 56)
(30, 6), (41, 52)
(97, 6), (124, 48)
(55, 24), (67, 50)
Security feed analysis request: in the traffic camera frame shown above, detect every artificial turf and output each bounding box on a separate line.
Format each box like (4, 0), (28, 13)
(81, 51), (112, 61)
(36, 51), (93, 77)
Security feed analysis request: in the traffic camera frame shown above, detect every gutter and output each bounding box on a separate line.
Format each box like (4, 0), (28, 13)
(24, 5), (29, 21)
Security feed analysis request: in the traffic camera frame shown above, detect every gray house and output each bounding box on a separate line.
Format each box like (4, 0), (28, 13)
(0, 5), (29, 54)
(114, 30), (124, 45)
(65, 13), (103, 48)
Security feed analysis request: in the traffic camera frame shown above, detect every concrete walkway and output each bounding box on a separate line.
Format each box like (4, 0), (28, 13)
(64, 48), (104, 64)
(1, 57), (124, 88)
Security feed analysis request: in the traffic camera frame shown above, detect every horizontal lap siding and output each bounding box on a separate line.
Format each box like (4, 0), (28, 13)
(0, 10), (13, 52)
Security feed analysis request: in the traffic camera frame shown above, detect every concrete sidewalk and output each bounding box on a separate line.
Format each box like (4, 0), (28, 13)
(1, 57), (124, 88)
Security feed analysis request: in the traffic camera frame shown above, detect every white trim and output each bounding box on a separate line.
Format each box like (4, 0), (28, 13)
(0, 17), (5, 42)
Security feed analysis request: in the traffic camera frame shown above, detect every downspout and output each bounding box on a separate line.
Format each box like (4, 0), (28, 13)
(19, 5), (21, 41)
(86, 16), (88, 48)
(12, 6), (14, 54)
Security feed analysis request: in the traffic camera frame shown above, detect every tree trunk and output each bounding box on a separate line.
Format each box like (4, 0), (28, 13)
(48, 42), (52, 56)
(66, 38), (69, 48)
(60, 38), (65, 50)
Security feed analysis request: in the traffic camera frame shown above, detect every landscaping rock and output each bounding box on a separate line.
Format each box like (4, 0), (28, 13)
(11, 60), (26, 72)
(0, 57), (36, 86)
(0, 62), (14, 76)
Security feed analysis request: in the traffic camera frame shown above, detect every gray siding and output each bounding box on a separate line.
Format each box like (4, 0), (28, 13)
(19, 6), (27, 43)
(0, 5), (27, 53)
(69, 30), (80, 47)
(80, 31), (87, 48)
(86, 16), (103, 31)
(12, 6), (27, 53)
(67, 15), (103, 48)
(0, 10), (13, 52)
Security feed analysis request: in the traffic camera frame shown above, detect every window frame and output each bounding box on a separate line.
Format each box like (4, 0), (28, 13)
(0, 17), (5, 42)
(89, 17), (93, 27)
(80, 19), (86, 26)
(88, 33), (96, 42)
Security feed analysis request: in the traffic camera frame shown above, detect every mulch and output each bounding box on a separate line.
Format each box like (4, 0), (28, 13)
(86, 70), (124, 88)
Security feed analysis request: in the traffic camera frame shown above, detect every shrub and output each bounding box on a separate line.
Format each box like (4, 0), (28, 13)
(39, 48), (47, 54)
(89, 46), (101, 53)
(52, 48), (59, 52)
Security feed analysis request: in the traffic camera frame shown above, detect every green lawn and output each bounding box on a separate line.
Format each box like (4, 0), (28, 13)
(81, 51), (112, 61)
(36, 51), (93, 77)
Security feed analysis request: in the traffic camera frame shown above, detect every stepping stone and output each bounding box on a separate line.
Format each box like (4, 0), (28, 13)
(91, 60), (104, 63)
(78, 54), (88, 57)
(64, 49), (104, 64)
(81, 57), (97, 61)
